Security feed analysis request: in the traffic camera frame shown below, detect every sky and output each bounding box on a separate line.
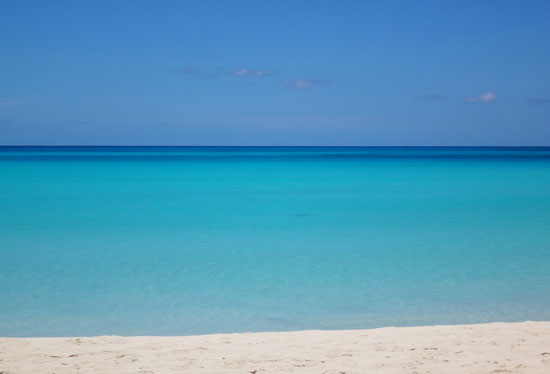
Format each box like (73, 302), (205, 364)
(1, 0), (550, 145)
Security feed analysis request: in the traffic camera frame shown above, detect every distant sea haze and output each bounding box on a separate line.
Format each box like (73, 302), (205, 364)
(1, 147), (550, 336)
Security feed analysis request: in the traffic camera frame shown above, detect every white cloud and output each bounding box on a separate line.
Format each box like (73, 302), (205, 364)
(462, 92), (498, 103)
(232, 68), (249, 76)
(281, 79), (329, 89)
(228, 68), (276, 77)
(253, 69), (274, 76)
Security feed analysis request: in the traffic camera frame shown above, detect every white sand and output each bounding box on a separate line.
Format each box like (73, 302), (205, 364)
(1, 321), (549, 373)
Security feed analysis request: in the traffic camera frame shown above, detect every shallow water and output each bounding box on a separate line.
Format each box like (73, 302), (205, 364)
(1, 147), (550, 336)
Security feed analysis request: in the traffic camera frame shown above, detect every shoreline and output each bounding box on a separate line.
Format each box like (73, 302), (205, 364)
(1, 321), (549, 373)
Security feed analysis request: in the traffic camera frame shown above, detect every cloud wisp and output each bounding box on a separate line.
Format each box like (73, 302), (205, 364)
(462, 92), (498, 103)
(281, 79), (330, 89)
(527, 97), (550, 105)
(228, 68), (277, 77)
(171, 65), (221, 80)
(415, 94), (443, 101)
(173, 65), (329, 91)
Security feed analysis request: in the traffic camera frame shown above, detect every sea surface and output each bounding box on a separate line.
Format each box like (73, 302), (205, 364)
(1, 146), (550, 337)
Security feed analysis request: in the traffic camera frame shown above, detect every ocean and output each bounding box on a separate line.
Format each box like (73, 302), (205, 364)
(1, 147), (550, 337)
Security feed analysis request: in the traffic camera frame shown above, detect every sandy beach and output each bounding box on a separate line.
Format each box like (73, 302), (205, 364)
(1, 321), (549, 373)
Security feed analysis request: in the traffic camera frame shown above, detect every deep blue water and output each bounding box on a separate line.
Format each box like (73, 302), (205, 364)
(1, 147), (550, 337)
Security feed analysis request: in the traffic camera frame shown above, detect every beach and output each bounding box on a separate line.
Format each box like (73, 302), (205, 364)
(1, 321), (549, 373)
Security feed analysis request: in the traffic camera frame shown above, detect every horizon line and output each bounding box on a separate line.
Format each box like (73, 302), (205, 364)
(2, 145), (550, 148)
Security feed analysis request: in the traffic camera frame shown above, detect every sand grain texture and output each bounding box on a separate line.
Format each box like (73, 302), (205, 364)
(1, 322), (549, 373)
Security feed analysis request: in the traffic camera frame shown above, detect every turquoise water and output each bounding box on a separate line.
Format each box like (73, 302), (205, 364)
(1, 147), (550, 337)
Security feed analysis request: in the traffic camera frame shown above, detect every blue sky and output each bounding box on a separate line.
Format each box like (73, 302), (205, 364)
(1, 0), (549, 145)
